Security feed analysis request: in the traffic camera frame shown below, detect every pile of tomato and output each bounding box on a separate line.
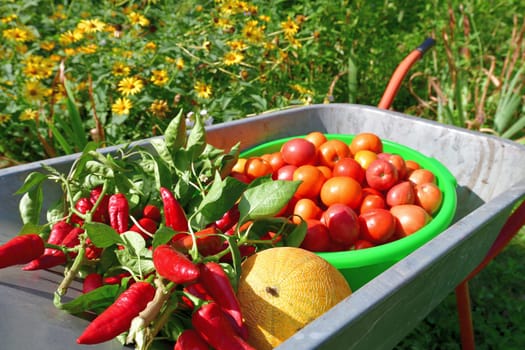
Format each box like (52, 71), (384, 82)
(231, 132), (444, 253)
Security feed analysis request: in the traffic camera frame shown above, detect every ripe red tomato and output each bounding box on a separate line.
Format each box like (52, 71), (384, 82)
(414, 182), (443, 215)
(300, 219), (332, 252)
(293, 165), (326, 199)
(386, 181), (416, 207)
(353, 239), (375, 250)
(332, 157), (365, 183)
(245, 157), (273, 180)
(408, 168), (436, 186)
(276, 164), (297, 181)
(280, 138), (317, 166)
(266, 152), (286, 173)
(321, 203), (360, 246)
(359, 208), (396, 244)
(380, 153), (407, 180)
(360, 194), (386, 214)
(320, 176), (362, 210)
(349, 132), (383, 155)
(390, 204), (431, 237)
(318, 139), (351, 168)
(365, 158), (399, 191)
(292, 198), (323, 224)
(304, 131), (328, 150)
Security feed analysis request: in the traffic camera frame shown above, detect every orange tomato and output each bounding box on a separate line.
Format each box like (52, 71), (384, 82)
(349, 132), (383, 155)
(316, 165), (333, 180)
(292, 198), (323, 224)
(232, 158), (247, 173)
(359, 194), (386, 214)
(304, 131), (328, 150)
(353, 150), (378, 170)
(318, 139), (351, 168)
(408, 168), (436, 186)
(414, 182), (443, 215)
(320, 176), (362, 209)
(245, 157), (273, 180)
(293, 165), (326, 199)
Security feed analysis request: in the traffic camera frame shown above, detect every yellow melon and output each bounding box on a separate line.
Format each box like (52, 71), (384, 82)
(237, 247), (352, 350)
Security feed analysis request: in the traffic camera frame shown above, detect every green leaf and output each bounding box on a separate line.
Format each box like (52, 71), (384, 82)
(238, 180), (300, 221)
(149, 138), (174, 169)
(84, 222), (123, 248)
(18, 223), (46, 235)
(185, 113), (206, 161)
(19, 186), (43, 225)
(55, 284), (122, 314)
(282, 219), (307, 247)
(48, 123), (73, 155)
(63, 79), (87, 150)
(164, 109), (186, 153)
(71, 142), (99, 180)
(195, 172), (247, 226)
(115, 231), (155, 276)
(15, 171), (47, 195)
(152, 226), (177, 248)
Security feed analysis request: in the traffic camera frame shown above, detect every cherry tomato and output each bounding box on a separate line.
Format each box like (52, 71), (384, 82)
(353, 150), (378, 170)
(318, 139), (351, 168)
(320, 176), (362, 210)
(360, 194), (386, 214)
(245, 157), (273, 180)
(386, 181), (416, 207)
(300, 219), (332, 252)
(349, 132), (383, 155)
(359, 208), (396, 244)
(390, 204), (431, 237)
(415, 182), (443, 215)
(365, 158), (399, 191)
(408, 168), (436, 186)
(276, 164), (298, 181)
(292, 198), (323, 224)
(321, 203), (360, 246)
(293, 165), (326, 199)
(262, 152), (286, 174)
(281, 138), (317, 166)
(304, 131), (328, 150)
(332, 157), (365, 183)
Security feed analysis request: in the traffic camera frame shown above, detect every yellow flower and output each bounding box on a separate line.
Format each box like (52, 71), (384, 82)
(144, 41), (157, 51)
(175, 58), (185, 70)
(0, 114), (11, 124)
(117, 76), (144, 96)
(227, 40), (248, 51)
(40, 41), (55, 51)
(112, 62), (131, 76)
(112, 97), (133, 115)
(291, 84), (313, 95)
(223, 51), (244, 66)
(150, 69), (169, 86)
(216, 17), (233, 31)
(78, 44), (98, 54)
(259, 15), (270, 22)
(19, 109), (39, 121)
(128, 11), (150, 27)
(59, 30), (83, 46)
(1, 14), (17, 24)
(2, 27), (34, 42)
(77, 18), (106, 33)
(242, 20), (264, 43)
(64, 48), (77, 56)
(194, 81), (212, 99)
(281, 17), (299, 37)
(149, 99), (170, 118)
(24, 81), (50, 102)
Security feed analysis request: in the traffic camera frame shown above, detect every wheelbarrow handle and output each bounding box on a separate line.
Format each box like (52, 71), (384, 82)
(377, 37), (436, 110)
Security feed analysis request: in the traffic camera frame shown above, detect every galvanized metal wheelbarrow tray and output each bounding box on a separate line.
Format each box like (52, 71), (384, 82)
(1, 103), (525, 349)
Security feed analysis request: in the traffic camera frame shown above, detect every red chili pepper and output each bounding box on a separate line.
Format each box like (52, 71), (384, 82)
(85, 238), (103, 260)
(159, 187), (188, 233)
(103, 272), (132, 285)
(76, 281), (156, 344)
(90, 186), (110, 223)
(219, 244), (256, 264)
(71, 197), (93, 226)
(174, 329), (209, 350)
(83, 272), (104, 294)
(192, 302), (255, 350)
(153, 244), (199, 284)
(61, 227), (85, 258)
(214, 204), (240, 232)
(142, 204), (161, 222)
(129, 217), (158, 240)
(172, 227), (223, 257)
(22, 220), (74, 270)
(108, 193), (129, 233)
(181, 282), (214, 309)
(199, 262), (248, 339)
(0, 234), (45, 269)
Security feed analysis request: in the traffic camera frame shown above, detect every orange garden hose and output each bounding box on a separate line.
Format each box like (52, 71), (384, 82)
(378, 37), (435, 110)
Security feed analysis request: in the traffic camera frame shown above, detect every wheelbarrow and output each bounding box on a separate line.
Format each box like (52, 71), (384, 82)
(1, 38), (524, 349)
